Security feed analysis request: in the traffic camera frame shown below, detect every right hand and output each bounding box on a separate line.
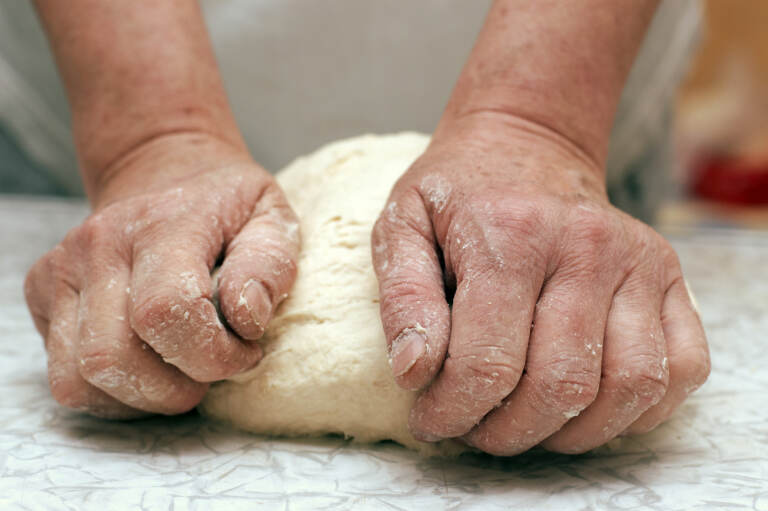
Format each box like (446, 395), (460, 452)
(371, 114), (710, 454)
(24, 134), (300, 418)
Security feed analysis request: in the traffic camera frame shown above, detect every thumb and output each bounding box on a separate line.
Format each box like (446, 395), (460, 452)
(371, 190), (451, 391)
(216, 189), (300, 340)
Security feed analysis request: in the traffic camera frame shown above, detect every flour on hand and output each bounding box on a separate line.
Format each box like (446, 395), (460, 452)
(199, 133), (464, 455)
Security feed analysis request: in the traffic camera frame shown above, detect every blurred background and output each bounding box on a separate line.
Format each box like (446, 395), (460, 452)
(667, 0), (768, 229)
(0, 0), (767, 230)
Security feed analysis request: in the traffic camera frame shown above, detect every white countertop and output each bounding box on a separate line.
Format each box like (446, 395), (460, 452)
(1, 196), (767, 510)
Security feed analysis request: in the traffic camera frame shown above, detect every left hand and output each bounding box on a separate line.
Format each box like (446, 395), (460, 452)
(24, 133), (300, 418)
(371, 113), (710, 455)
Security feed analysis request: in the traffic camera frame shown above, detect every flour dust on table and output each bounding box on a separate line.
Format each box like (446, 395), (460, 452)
(200, 133), (464, 455)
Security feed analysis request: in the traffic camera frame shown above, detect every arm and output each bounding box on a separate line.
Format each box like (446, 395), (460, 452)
(436, 0), (659, 172)
(25, 1), (300, 418)
(34, 0), (245, 207)
(373, 0), (710, 455)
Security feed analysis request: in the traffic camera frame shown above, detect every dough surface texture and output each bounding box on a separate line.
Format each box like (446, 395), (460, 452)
(200, 133), (461, 454)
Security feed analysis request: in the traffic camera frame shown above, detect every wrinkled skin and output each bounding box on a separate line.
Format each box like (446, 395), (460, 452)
(372, 113), (710, 455)
(24, 134), (300, 418)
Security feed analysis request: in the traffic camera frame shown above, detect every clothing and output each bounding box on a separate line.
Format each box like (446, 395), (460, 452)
(0, 1), (700, 221)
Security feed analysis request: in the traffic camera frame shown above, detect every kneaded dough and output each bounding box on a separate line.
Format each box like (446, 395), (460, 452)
(199, 133), (462, 455)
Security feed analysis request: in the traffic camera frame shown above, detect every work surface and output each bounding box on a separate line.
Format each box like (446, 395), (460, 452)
(1, 196), (766, 510)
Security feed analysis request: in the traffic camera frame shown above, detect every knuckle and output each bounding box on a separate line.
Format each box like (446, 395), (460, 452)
(78, 213), (115, 250)
(693, 351), (712, 387)
(131, 295), (164, 333)
(23, 259), (48, 308)
(132, 294), (241, 380)
(631, 224), (677, 271)
(25, 254), (46, 282)
(177, 329), (255, 382)
(48, 374), (86, 410)
(374, 248), (441, 296)
(633, 371), (668, 406)
(656, 236), (684, 278)
(257, 180), (293, 213)
(188, 352), (245, 382)
(570, 208), (615, 245)
(452, 346), (524, 394)
(613, 359), (669, 409)
(418, 172), (453, 214)
(23, 270), (37, 303)
(48, 245), (73, 279)
(451, 197), (548, 275)
(381, 277), (439, 308)
(76, 344), (119, 384)
(657, 235), (678, 262)
(163, 397), (202, 415)
(464, 195), (544, 236)
(380, 198), (414, 231)
(131, 293), (180, 341)
(678, 345), (711, 393)
(42, 247), (81, 295)
(528, 358), (600, 417)
(371, 211), (402, 262)
(564, 208), (618, 264)
(370, 218), (391, 268)
(142, 381), (207, 415)
(375, 198), (428, 245)
(371, 213), (390, 241)
(508, 201), (545, 236)
(187, 366), (221, 383)
(466, 428), (521, 457)
(257, 256), (297, 296)
(132, 293), (210, 351)
(159, 391), (206, 415)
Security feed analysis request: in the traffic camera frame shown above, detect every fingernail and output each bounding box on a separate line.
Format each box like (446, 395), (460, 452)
(390, 330), (426, 377)
(243, 280), (271, 332)
(684, 278), (700, 315)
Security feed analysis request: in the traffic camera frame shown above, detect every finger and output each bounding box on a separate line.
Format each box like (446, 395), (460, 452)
(46, 278), (145, 419)
(24, 252), (56, 338)
(541, 272), (669, 454)
(463, 272), (611, 456)
(25, 243), (80, 340)
(371, 190), (451, 391)
(130, 220), (262, 382)
(216, 195), (300, 341)
(409, 211), (547, 440)
(623, 278), (710, 434)
(77, 263), (209, 414)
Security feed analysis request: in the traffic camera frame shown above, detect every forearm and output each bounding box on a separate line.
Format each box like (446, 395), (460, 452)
(437, 0), (659, 174)
(34, 0), (245, 200)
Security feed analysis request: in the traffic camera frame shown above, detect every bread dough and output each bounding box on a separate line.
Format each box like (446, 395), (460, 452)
(199, 133), (462, 455)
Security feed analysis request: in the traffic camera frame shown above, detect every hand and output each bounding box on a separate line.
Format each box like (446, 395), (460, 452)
(372, 113), (710, 455)
(24, 134), (300, 418)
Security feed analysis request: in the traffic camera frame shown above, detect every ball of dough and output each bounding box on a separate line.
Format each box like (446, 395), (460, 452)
(199, 133), (463, 455)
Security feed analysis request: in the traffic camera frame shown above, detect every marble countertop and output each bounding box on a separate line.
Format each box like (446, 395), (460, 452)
(1, 196), (767, 510)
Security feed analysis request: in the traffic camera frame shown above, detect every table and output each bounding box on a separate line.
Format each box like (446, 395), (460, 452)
(1, 196), (766, 510)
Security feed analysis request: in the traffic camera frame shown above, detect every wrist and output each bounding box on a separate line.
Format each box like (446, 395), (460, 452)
(433, 0), (659, 177)
(87, 130), (254, 210)
(436, 93), (610, 176)
(76, 101), (247, 194)
(429, 109), (609, 202)
(34, 0), (246, 202)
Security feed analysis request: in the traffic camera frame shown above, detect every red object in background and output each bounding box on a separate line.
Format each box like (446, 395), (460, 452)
(691, 154), (768, 205)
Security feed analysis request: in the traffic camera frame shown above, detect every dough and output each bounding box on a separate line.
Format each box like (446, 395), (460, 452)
(199, 133), (462, 455)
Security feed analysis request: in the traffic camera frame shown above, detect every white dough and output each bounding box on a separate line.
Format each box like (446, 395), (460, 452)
(199, 133), (463, 455)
